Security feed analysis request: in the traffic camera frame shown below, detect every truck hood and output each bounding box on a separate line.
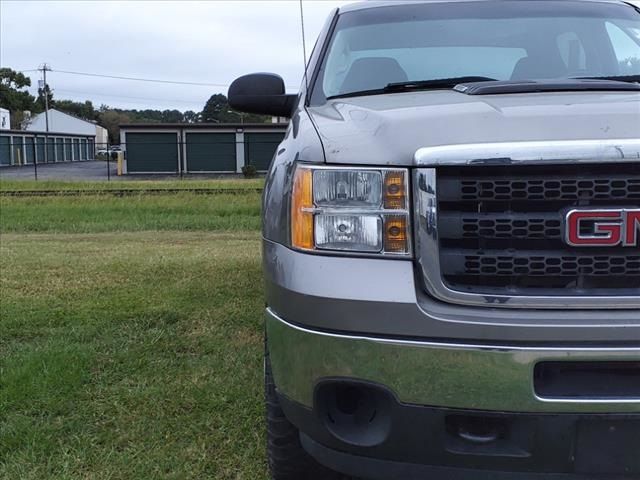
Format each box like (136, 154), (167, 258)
(307, 90), (640, 166)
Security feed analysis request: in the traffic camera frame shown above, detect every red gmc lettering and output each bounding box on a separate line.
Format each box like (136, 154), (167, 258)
(625, 210), (640, 246)
(566, 209), (640, 247)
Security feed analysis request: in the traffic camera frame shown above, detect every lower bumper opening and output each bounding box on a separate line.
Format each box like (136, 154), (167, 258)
(534, 361), (640, 400)
(301, 432), (640, 480)
(315, 380), (393, 448)
(278, 381), (640, 479)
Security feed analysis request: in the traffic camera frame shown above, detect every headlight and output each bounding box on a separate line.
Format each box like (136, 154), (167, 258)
(291, 165), (411, 255)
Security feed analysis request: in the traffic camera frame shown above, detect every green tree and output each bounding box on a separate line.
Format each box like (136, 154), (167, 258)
(54, 99), (97, 121)
(183, 110), (200, 123)
(34, 83), (54, 112)
(201, 93), (270, 124)
(130, 109), (162, 123)
(201, 93), (230, 123)
(161, 109), (183, 123)
(98, 109), (132, 144)
(0, 67), (37, 128)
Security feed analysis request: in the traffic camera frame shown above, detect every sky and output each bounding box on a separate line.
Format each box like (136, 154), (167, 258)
(2, 0), (639, 112)
(0, 0), (352, 112)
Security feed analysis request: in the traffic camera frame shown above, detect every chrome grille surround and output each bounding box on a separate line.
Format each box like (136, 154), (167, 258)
(413, 139), (640, 310)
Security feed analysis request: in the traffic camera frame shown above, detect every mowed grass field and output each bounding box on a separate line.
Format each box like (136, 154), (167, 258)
(0, 181), (269, 479)
(0, 179), (265, 192)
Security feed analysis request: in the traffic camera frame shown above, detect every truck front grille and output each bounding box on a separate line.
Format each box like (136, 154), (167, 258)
(457, 176), (640, 201)
(436, 164), (640, 295)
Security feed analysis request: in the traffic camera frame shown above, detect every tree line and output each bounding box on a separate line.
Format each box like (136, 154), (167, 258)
(0, 68), (271, 143)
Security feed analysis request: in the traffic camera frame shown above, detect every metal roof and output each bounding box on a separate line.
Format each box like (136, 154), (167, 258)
(119, 123), (288, 130)
(0, 129), (96, 138)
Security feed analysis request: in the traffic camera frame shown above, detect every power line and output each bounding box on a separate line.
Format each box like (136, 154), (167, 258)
(55, 88), (205, 106)
(14, 67), (299, 91)
(49, 68), (299, 90)
(16, 67), (196, 107)
(52, 69), (230, 87)
(14, 66), (301, 108)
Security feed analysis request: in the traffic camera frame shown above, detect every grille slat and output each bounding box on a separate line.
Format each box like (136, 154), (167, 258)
(442, 250), (640, 277)
(436, 164), (640, 295)
(439, 212), (562, 240)
(440, 173), (640, 202)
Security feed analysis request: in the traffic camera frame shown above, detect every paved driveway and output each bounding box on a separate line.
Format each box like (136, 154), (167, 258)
(0, 161), (117, 181)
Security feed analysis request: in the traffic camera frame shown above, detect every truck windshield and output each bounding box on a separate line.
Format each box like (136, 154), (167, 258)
(311, 0), (640, 103)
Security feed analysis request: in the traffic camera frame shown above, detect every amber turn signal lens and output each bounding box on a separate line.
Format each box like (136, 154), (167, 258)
(384, 215), (409, 253)
(384, 171), (406, 210)
(291, 167), (314, 250)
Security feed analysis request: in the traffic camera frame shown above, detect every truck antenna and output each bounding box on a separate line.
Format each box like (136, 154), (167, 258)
(299, 0), (309, 93)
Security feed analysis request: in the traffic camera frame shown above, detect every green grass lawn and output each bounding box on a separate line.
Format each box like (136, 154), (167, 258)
(0, 184), (268, 479)
(0, 178), (265, 192)
(0, 193), (262, 233)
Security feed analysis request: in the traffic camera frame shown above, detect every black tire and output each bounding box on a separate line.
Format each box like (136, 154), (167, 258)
(265, 348), (348, 480)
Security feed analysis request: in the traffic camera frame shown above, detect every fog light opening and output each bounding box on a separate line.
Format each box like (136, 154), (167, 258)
(315, 381), (393, 447)
(335, 385), (364, 416)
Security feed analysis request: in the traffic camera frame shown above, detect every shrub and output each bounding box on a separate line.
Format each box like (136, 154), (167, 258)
(241, 165), (257, 178)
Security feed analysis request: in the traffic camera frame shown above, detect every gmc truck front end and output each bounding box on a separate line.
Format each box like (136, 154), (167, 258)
(228, 1), (640, 478)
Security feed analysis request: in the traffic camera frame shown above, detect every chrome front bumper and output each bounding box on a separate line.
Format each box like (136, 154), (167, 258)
(266, 308), (640, 414)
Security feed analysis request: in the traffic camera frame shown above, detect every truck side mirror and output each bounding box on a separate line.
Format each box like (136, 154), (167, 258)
(228, 73), (298, 118)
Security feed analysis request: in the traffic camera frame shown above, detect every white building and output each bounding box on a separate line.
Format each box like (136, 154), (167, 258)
(0, 108), (10, 130)
(26, 109), (99, 136)
(95, 125), (108, 148)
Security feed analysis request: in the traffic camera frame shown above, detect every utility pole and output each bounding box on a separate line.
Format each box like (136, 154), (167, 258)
(42, 63), (51, 131)
(38, 63), (52, 171)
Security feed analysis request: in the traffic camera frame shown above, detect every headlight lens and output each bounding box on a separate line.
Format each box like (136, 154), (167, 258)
(315, 214), (383, 252)
(313, 170), (382, 208)
(291, 165), (411, 255)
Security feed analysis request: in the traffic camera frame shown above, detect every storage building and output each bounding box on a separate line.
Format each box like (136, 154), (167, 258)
(26, 109), (98, 136)
(120, 123), (287, 174)
(0, 130), (96, 166)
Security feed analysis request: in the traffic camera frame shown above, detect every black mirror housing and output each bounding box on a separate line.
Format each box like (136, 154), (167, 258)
(228, 73), (298, 118)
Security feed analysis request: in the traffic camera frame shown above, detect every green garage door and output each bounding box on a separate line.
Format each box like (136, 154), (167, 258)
(64, 139), (72, 162)
(25, 137), (35, 164)
(56, 138), (64, 162)
(11, 137), (24, 165)
(36, 138), (45, 163)
(185, 133), (236, 172)
(81, 139), (88, 160)
(88, 139), (95, 159)
(126, 133), (178, 173)
(73, 139), (80, 161)
(0, 136), (10, 166)
(245, 133), (284, 171)
(46, 137), (55, 163)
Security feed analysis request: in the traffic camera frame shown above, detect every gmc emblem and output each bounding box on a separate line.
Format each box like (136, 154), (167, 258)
(565, 209), (640, 247)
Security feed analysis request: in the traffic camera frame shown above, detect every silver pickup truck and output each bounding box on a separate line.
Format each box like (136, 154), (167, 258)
(229, 1), (640, 478)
